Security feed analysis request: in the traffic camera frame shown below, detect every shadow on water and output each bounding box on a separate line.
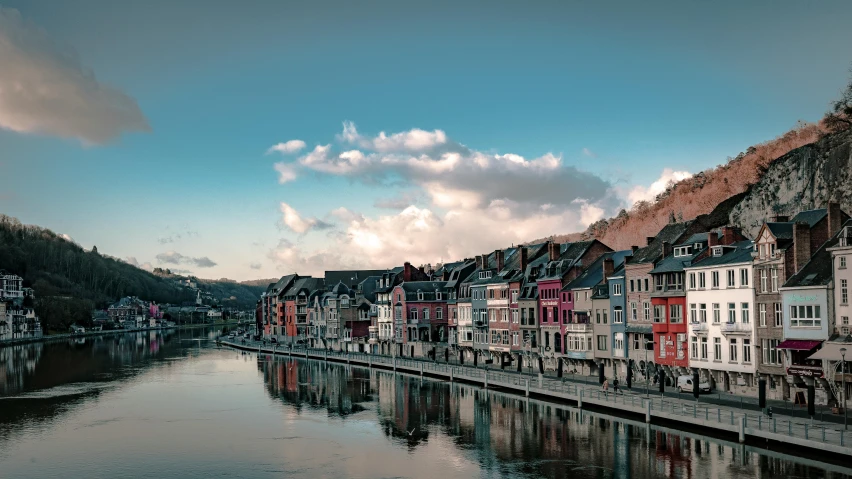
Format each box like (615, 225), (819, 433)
(256, 355), (852, 479)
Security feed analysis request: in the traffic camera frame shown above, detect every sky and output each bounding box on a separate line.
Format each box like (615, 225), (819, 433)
(1, 1), (851, 281)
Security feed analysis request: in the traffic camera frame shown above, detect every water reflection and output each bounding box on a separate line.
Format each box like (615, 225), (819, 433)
(258, 356), (852, 479)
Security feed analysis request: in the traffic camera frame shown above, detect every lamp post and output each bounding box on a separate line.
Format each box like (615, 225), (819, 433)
(644, 338), (655, 399)
(841, 347), (847, 430)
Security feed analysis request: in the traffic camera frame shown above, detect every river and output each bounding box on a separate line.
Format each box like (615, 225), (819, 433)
(0, 329), (848, 478)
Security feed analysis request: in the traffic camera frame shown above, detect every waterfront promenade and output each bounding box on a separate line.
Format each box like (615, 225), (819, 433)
(221, 339), (852, 461)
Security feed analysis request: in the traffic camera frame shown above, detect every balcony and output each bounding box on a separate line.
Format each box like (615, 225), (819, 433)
(690, 321), (708, 333)
(473, 319), (486, 328)
(721, 321), (751, 334)
(564, 323), (592, 332)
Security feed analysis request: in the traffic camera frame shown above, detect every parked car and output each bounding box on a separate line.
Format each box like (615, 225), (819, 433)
(676, 375), (712, 394)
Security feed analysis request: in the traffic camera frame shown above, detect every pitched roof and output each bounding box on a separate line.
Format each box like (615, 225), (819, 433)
(564, 250), (633, 290)
(324, 270), (388, 288)
(766, 222), (794, 240)
(784, 219), (852, 288)
(791, 208), (828, 229)
(356, 276), (381, 302)
(688, 240), (754, 268)
(536, 240), (599, 281)
(628, 221), (694, 264)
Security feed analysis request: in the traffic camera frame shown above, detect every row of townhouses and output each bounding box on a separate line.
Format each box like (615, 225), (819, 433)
(257, 203), (852, 407)
(0, 271), (41, 341)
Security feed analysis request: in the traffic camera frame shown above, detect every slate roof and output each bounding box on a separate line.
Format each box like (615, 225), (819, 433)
(678, 232), (712, 247)
(791, 208), (828, 229)
(444, 260), (476, 289)
(397, 281), (449, 301)
(766, 222), (794, 240)
(628, 221), (694, 265)
(784, 219), (852, 288)
(356, 276), (381, 303)
(591, 283), (609, 300)
(536, 240), (598, 281)
(324, 270), (387, 288)
(564, 250), (633, 291)
(687, 240), (754, 268)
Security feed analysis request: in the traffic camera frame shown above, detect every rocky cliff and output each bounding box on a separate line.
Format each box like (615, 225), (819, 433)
(730, 129), (852, 237)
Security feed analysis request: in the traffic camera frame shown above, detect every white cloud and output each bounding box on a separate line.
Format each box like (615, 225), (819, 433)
(155, 251), (217, 268)
(124, 256), (154, 271)
(59, 233), (74, 243)
(0, 8), (150, 145)
(249, 262), (262, 270)
(338, 120), (450, 153)
(274, 162), (298, 183)
(267, 203), (597, 276)
(582, 148), (597, 158)
(267, 139), (306, 155)
(280, 202), (331, 234)
(627, 168), (692, 205)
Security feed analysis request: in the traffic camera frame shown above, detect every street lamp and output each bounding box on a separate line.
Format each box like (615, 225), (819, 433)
(841, 347), (847, 430)
(644, 338), (655, 398)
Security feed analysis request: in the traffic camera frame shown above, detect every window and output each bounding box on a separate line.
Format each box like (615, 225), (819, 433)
(712, 271), (720, 288)
(603, 308), (608, 324)
(727, 269), (735, 288)
(596, 309), (601, 324)
(644, 279), (649, 291)
(633, 334), (641, 351)
(417, 291), (424, 300)
(728, 303), (736, 323)
(729, 338), (738, 362)
(410, 308), (419, 321)
(842, 279), (848, 305)
(712, 246), (723, 257)
(630, 280), (635, 292)
(501, 309), (508, 322)
(841, 256), (847, 269)
(771, 269), (779, 292)
(760, 269), (768, 293)
(741, 303), (750, 324)
(511, 310), (518, 323)
(612, 283), (622, 296)
(759, 303), (766, 327)
(842, 316), (850, 335)
(631, 302), (637, 321)
(743, 339), (752, 363)
(653, 304), (665, 323)
(670, 304), (682, 323)
(511, 289), (518, 302)
(713, 303), (720, 323)
(423, 308), (430, 321)
(700, 337), (708, 360)
(762, 339), (781, 365)
(740, 269), (749, 287)
(698, 272), (706, 289)
(562, 309), (568, 323)
(691, 337), (698, 358)
(512, 331), (519, 346)
(644, 302), (651, 321)
(554, 333), (562, 352)
(597, 335), (608, 351)
(774, 303), (783, 327)
(699, 304), (707, 323)
(436, 308), (443, 320)
(714, 338), (721, 361)
(689, 273), (696, 290)
(790, 305), (822, 327)
(614, 334), (624, 352)
(689, 303), (697, 323)
(613, 307), (623, 323)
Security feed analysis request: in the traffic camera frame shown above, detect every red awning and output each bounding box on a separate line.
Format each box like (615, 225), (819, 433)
(777, 340), (822, 350)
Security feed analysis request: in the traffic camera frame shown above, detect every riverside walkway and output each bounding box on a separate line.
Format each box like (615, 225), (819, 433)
(221, 340), (852, 459)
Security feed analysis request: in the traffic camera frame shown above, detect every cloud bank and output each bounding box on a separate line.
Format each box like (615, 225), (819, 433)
(155, 251), (218, 268)
(0, 8), (150, 144)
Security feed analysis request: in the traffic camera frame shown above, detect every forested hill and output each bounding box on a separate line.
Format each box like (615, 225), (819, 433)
(0, 215), (262, 331)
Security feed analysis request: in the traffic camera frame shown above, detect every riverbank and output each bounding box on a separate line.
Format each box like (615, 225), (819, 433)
(221, 339), (852, 463)
(0, 321), (242, 348)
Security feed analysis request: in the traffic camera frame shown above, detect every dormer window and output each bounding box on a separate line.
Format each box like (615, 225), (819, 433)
(712, 246), (723, 257)
(673, 246), (691, 257)
(417, 290), (424, 301)
(694, 243), (702, 250)
(436, 292), (442, 300)
(478, 271), (492, 279)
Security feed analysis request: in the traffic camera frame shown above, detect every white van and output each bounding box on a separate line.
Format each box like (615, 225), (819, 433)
(676, 375), (712, 394)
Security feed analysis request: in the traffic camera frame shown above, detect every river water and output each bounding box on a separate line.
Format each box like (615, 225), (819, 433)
(0, 329), (848, 479)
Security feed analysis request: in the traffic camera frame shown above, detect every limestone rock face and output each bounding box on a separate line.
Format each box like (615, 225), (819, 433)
(730, 129), (852, 237)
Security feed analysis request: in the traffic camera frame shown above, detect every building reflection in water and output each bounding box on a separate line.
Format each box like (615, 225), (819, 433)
(258, 357), (851, 479)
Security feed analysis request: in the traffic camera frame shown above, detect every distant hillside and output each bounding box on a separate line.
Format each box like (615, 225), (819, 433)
(0, 215), (263, 331)
(529, 121), (828, 248)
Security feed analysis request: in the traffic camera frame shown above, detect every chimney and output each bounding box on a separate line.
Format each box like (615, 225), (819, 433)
(494, 250), (505, 272)
(793, 222), (812, 274)
(519, 247), (529, 273)
(661, 241), (673, 259)
(549, 243), (560, 261)
(646, 236), (655, 246)
(603, 257), (614, 279)
(475, 255), (483, 270)
(771, 214), (790, 223)
(828, 201), (842, 238)
(722, 226), (737, 245)
(404, 262), (413, 281)
(707, 231), (719, 248)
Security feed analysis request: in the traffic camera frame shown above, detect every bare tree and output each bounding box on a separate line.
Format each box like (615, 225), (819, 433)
(825, 67), (852, 133)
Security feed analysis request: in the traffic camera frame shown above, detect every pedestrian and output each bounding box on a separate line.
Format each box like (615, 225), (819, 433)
(602, 378), (609, 392)
(613, 377), (619, 395)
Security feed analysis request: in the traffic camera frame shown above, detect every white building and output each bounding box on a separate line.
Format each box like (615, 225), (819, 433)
(828, 221), (852, 337)
(686, 241), (758, 395)
(0, 271), (23, 300)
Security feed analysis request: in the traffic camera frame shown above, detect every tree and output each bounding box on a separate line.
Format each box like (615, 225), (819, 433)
(825, 67), (852, 133)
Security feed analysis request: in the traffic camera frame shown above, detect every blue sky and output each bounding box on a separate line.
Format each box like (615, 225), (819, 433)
(1, 1), (851, 280)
